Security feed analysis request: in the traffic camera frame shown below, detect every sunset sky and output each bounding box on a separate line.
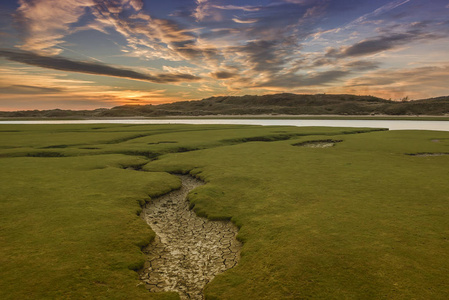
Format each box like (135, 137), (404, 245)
(0, 0), (448, 110)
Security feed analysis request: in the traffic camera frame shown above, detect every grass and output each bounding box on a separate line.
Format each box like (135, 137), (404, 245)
(0, 154), (181, 300)
(1, 124), (449, 299)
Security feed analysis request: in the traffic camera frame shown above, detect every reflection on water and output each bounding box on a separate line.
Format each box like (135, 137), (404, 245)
(1, 119), (449, 131)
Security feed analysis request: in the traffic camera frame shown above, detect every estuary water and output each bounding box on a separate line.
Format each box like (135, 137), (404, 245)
(1, 119), (449, 131)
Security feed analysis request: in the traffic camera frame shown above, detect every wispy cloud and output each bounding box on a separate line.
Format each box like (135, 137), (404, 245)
(326, 25), (441, 58)
(193, 0), (219, 22)
(213, 5), (261, 12)
(340, 64), (449, 99)
(282, 0), (318, 5)
(232, 18), (258, 24)
(14, 0), (94, 54)
(2, 84), (65, 94)
(210, 71), (238, 79)
(345, 0), (411, 28)
(86, 2), (224, 65)
(0, 49), (201, 83)
(257, 70), (350, 88)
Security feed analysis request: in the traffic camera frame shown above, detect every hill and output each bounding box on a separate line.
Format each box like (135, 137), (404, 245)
(1, 94), (449, 118)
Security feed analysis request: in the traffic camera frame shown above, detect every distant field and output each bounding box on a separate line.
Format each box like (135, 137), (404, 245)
(1, 124), (448, 299)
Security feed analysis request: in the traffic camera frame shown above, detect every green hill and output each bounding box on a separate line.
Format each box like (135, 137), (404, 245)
(2, 94), (449, 118)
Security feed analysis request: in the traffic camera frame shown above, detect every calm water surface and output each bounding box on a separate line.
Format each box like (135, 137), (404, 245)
(1, 119), (449, 131)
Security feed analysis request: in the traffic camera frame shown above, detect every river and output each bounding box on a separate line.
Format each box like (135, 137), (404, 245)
(1, 119), (449, 131)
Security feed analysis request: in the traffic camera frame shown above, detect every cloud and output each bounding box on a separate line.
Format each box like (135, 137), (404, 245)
(327, 29), (439, 58)
(257, 70), (350, 88)
(0, 65), (97, 89)
(346, 65), (449, 88)
(210, 71), (237, 79)
(86, 3), (224, 65)
(282, 0), (317, 5)
(344, 60), (379, 71)
(345, 0), (411, 28)
(0, 49), (201, 83)
(1, 85), (65, 94)
(343, 33), (416, 56)
(12, 0), (323, 84)
(233, 40), (285, 73)
(192, 1), (262, 22)
(192, 0), (220, 22)
(126, 0), (144, 11)
(232, 18), (258, 24)
(0, 63), (185, 110)
(213, 5), (261, 12)
(339, 64), (449, 100)
(14, 0), (213, 63)
(303, 5), (326, 18)
(14, 0), (94, 54)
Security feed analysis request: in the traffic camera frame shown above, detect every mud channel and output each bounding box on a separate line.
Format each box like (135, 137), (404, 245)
(293, 139), (343, 148)
(140, 175), (241, 300)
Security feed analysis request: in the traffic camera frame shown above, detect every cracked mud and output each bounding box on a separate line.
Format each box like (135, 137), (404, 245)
(302, 141), (336, 148)
(140, 175), (241, 299)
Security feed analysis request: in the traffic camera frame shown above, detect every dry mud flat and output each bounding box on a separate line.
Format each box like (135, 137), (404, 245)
(140, 175), (241, 300)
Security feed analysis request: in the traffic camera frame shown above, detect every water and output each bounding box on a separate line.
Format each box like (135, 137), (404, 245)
(1, 119), (449, 131)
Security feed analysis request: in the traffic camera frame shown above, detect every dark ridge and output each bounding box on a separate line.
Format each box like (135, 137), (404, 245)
(222, 134), (299, 144)
(147, 141), (178, 145)
(104, 134), (154, 144)
(40, 144), (69, 149)
(1, 93), (448, 117)
(340, 128), (388, 134)
(26, 151), (65, 157)
(170, 147), (200, 153)
(405, 152), (449, 157)
(117, 150), (159, 159)
(118, 162), (148, 171)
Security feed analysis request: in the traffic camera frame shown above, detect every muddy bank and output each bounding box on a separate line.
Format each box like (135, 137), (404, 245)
(293, 139), (343, 148)
(407, 152), (449, 157)
(140, 175), (241, 300)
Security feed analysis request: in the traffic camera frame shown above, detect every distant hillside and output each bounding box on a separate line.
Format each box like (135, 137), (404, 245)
(2, 94), (449, 118)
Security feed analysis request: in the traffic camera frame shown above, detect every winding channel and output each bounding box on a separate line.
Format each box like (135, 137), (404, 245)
(139, 175), (241, 299)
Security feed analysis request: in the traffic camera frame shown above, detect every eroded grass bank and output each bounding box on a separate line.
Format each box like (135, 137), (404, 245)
(1, 124), (449, 299)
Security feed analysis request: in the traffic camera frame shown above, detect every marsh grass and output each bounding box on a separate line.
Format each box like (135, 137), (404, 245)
(145, 129), (449, 299)
(0, 154), (181, 299)
(1, 124), (448, 299)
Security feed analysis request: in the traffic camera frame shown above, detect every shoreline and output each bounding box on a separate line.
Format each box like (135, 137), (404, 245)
(1, 114), (449, 121)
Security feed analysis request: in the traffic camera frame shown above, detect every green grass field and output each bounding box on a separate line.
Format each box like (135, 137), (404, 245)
(1, 124), (448, 299)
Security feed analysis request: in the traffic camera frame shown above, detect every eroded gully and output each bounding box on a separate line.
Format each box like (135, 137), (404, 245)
(139, 175), (241, 299)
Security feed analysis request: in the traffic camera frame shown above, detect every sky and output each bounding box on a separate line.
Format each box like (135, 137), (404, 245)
(0, 0), (448, 110)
